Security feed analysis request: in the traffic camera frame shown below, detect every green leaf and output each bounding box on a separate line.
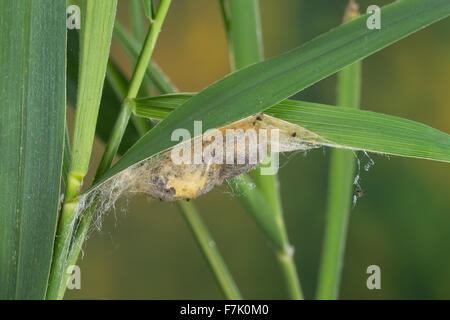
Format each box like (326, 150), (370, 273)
(67, 31), (140, 156)
(69, 0), (118, 181)
(92, 0), (450, 191)
(0, 0), (66, 299)
(46, 0), (118, 300)
(132, 94), (450, 163)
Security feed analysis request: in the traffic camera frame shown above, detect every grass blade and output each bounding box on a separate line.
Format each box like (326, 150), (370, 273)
(68, 0), (118, 190)
(316, 0), (362, 300)
(47, 0), (118, 299)
(92, 0), (450, 191)
(67, 30), (141, 155)
(0, 0), (66, 299)
(132, 94), (450, 163)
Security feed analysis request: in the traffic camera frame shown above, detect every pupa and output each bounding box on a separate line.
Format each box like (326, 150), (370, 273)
(107, 113), (323, 201)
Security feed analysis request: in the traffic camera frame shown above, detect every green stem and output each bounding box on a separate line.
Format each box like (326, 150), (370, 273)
(106, 62), (151, 137)
(178, 201), (242, 300)
(95, 98), (134, 179)
(58, 203), (94, 300)
(229, 175), (304, 299)
(46, 198), (79, 299)
(277, 248), (303, 300)
(316, 0), (361, 300)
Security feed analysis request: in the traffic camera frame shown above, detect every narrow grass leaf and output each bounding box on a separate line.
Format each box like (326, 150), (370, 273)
(46, 0), (118, 299)
(69, 0), (118, 182)
(0, 0), (66, 299)
(132, 94), (450, 163)
(92, 0), (450, 191)
(67, 31), (140, 155)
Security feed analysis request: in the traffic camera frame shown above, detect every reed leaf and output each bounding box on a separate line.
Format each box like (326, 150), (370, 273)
(0, 0), (66, 299)
(91, 0), (450, 191)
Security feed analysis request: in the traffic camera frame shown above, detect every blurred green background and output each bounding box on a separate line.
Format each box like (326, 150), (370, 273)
(66, 0), (450, 299)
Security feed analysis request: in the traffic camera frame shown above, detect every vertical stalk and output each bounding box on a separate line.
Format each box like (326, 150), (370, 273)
(128, 0), (153, 133)
(178, 201), (242, 299)
(229, 175), (303, 299)
(106, 62), (151, 137)
(316, 0), (361, 300)
(223, 0), (303, 299)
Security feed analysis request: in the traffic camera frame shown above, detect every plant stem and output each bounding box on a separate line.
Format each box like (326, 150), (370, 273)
(277, 248), (303, 300)
(178, 201), (242, 299)
(229, 175), (303, 299)
(95, 98), (134, 179)
(106, 62), (152, 137)
(57, 203), (94, 300)
(46, 199), (78, 299)
(316, 0), (361, 300)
